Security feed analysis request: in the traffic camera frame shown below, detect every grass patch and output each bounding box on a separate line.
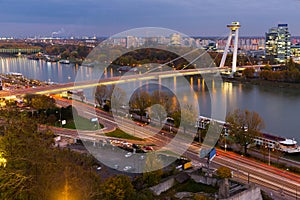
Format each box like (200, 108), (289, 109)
(159, 179), (218, 199)
(105, 128), (144, 141)
(175, 179), (218, 194)
(56, 116), (103, 131)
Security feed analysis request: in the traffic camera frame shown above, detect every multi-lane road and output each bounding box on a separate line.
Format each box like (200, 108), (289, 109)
(51, 96), (300, 199)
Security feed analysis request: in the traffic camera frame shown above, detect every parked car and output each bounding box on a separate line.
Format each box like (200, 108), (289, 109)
(125, 152), (133, 158)
(123, 166), (133, 172)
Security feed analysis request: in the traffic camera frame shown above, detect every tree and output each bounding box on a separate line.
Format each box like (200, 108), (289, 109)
(0, 111), (54, 199)
(171, 109), (181, 129)
(142, 153), (163, 187)
(217, 166), (232, 179)
(24, 94), (56, 110)
(226, 109), (265, 155)
(111, 86), (126, 115)
(46, 114), (57, 125)
(101, 175), (135, 200)
(70, 51), (79, 59)
(242, 68), (255, 78)
(95, 85), (109, 107)
(61, 105), (76, 120)
(0, 109), (102, 200)
(60, 50), (70, 59)
(149, 90), (172, 126)
(129, 90), (151, 120)
(218, 135), (233, 150)
(194, 194), (208, 200)
(264, 64), (272, 71)
(287, 57), (296, 71)
(177, 104), (198, 134)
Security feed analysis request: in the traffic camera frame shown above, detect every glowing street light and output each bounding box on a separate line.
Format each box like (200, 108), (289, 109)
(0, 152), (7, 168)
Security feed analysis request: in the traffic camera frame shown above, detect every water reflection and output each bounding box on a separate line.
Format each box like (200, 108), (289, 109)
(0, 57), (299, 140)
(0, 57), (94, 83)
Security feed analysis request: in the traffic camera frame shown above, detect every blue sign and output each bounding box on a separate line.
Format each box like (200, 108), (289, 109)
(209, 148), (216, 161)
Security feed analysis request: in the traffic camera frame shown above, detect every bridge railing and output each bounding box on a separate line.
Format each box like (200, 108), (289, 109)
(0, 48), (41, 54)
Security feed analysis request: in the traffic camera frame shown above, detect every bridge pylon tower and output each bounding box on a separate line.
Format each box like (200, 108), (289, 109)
(219, 22), (241, 74)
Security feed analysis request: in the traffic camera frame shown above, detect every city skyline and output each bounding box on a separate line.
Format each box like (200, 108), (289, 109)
(0, 0), (300, 37)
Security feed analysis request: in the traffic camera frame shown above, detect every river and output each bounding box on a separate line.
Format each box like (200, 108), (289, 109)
(0, 56), (299, 141)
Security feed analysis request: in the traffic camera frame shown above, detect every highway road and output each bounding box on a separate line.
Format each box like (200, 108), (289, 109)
(52, 97), (300, 199)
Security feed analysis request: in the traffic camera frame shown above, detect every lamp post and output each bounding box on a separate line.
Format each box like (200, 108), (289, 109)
(268, 147), (270, 166)
(265, 145), (271, 166)
(56, 109), (62, 127)
(224, 134), (227, 152)
(280, 168), (289, 197)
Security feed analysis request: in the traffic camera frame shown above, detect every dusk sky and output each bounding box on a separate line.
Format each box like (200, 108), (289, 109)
(0, 0), (300, 37)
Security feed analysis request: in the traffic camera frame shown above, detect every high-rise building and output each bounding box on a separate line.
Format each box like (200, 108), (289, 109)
(169, 33), (181, 46)
(265, 24), (291, 63)
(126, 36), (138, 48)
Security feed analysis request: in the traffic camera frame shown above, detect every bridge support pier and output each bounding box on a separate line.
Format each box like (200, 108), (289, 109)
(219, 22), (241, 75)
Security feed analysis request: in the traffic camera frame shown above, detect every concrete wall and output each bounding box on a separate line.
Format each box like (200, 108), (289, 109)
(223, 186), (262, 200)
(149, 178), (176, 196)
(190, 174), (219, 187)
(149, 172), (262, 200)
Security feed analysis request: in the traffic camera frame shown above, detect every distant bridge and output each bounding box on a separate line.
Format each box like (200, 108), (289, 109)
(0, 64), (285, 98)
(0, 67), (227, 98)
(0, 48), (41, 54)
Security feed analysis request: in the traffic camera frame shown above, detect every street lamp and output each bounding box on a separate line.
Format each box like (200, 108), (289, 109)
(0, 152), (7, 168)
(265, 145), (274, 166)
(56, 109), (62, 127)
(268, 147), (271, 166)
(264, 146), (270, 165)
(224, 127), (228, 152)
(280, 168), (289, 197)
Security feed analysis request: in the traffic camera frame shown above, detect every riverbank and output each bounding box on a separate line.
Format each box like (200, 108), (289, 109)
(0, 72), (50, 90)
(223, 76), (300, 89)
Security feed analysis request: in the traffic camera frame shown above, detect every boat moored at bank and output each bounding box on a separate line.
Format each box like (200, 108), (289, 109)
(196, 116), (300, 154)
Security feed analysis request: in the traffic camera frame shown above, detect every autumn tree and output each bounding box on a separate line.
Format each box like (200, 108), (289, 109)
(95, 85), (110, 107)
(70, 50), (79, 59)
(0, 111), (54, 199)
(23, 94), (56, 110)
(287, 57), (296, 71)
(194, 194), (208, 200)
(60, 50), (70, 59)
(149, 90), (172, 126)
(100, 175), (135, 200)
(0, 109), (102, 200)
(173, 104), (198, 134)
(217, 166), (232, 179)
(218, 134), (233, 150)
(242, 68), (255, 78)
(142, 153), (163, 187)
(129, 90), (151, 120)
(111, 86), (126, 115)
(226, 109), (265, 155)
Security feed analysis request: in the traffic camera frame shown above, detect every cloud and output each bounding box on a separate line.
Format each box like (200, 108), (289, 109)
(51, 28), (65, 36)
(0, 0), (300, 36)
